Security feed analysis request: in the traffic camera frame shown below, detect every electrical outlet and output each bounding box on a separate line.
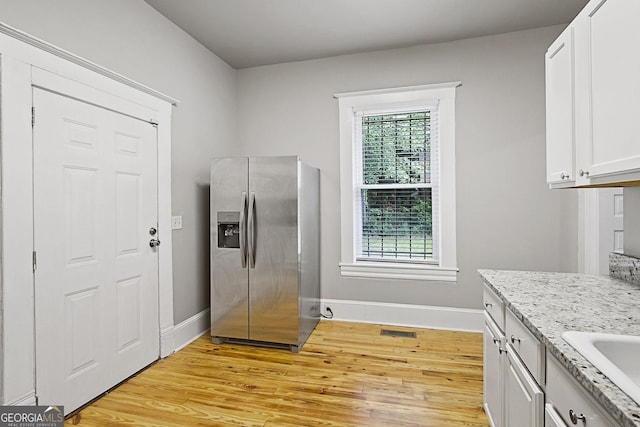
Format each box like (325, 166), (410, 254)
(171, 216), (183, 230)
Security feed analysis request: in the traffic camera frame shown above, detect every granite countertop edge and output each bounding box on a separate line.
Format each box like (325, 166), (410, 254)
(478, 269), (640, 427)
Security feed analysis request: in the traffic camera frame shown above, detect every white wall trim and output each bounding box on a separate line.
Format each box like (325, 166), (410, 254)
(173, 309), (211, 352)
(339, 262), (457, 281)
(334, 81), (462, 98)
(0, 21), (179, 106)
(321, 299), (483, 333)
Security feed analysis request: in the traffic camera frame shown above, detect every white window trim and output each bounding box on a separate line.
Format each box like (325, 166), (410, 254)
(335, 82), (460, 281)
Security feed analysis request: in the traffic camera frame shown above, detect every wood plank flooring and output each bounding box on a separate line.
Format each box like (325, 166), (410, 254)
(66, 320), (489, 426)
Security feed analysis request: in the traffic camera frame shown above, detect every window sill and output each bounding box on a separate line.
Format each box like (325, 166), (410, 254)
(339, 262), (458, 282)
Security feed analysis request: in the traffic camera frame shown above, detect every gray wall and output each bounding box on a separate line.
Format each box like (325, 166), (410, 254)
(236, 26), (578, 310)
(0, 0), (237, 323)
(0, 2), (579, 319)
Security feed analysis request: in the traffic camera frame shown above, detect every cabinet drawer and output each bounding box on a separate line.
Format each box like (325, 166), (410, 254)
(545, 403), (568, 427)
(483, 284), (504, 331)
(547, 354), (620, 427)
(505, 309), (545, 385)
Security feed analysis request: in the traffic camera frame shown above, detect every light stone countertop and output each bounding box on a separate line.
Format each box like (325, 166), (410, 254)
(478, 269), (640, 427)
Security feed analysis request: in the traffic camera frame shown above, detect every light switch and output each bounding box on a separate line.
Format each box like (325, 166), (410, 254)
(171, 216), (183, 230)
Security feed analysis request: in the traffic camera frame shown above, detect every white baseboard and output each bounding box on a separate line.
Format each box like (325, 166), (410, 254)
(173, 308), (211, 352)
(321, 299), (483, 333)
(6, 391), (36, 406)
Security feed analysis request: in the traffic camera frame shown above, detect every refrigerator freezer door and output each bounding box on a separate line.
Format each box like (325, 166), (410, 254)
(248, 156), (299, 344)
(211, 157), (249, 340)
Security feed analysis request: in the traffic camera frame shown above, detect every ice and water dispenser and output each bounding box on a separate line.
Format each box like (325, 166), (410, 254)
(217, 211), (240, 248)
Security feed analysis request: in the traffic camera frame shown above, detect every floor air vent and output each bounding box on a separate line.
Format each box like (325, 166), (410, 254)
(380, 329), (417, 338)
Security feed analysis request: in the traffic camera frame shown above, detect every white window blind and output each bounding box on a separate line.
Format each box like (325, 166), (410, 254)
(354, 105), (440, 263)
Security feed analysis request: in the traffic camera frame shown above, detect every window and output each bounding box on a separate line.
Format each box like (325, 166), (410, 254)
(335, 83), (459, 281)
(356, 109), (437, 262)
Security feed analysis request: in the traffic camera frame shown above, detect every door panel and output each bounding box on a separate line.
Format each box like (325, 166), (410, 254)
(65, 167), (98, 263)
(34, 87), (159, 413)
(117, 276), (143, 351)
(116, 173), (141, 255)
(210, 157), (250, 340)
(65, 288), (99, 377)
(248, 156), (299, 344)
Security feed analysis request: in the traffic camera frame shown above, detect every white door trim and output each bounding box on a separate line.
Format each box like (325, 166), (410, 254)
(0, 22), (178, 106)
(0, 26), (176, 405)
(578, 189), (600, 275)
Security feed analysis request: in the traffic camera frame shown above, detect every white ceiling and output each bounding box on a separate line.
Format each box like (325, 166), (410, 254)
(144, 0), (588, 69)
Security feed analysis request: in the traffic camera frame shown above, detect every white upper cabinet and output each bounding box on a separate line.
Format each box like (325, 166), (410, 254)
(547, 0), (640, 187)
(546, 26), (575, 186)
(582, 0), (640, 180)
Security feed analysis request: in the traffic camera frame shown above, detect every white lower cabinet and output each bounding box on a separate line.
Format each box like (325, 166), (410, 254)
(504, 346), (544, 427)
(546, 354), (620, 427)
(482, 281), (622, 427)
(482, 292), (544, 427)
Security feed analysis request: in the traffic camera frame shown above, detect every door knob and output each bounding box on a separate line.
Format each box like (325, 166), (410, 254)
(569, 409), (586, 424)
(149, 239), (161, 248)
(149, 227), (157, 236)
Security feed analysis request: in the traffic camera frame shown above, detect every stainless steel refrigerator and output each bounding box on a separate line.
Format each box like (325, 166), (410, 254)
(210, 156), (320, 352)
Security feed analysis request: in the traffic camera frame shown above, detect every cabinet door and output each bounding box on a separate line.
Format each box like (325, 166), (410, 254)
(483, 316), (504, 427)
(504, 348), (543, 427)
(582, 0), (640, 178)
(546, 26), (575, 185)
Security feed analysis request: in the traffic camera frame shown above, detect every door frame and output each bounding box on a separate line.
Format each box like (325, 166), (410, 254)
(578, 189), (600, 275)
(0, 22), (178, 406)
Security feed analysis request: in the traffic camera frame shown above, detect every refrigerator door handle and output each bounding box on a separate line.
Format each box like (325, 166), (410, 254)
(239, 191), (248, 268)
(248, 192), (256, 269)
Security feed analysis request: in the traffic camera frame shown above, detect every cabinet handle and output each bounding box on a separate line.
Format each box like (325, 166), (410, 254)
(569, 409), (586, 424)
(498, 347), (507, 354)
(579, 169), (590, 177)
(510, 335), (521, 344)
(484, 302), (493, 308)
(492, 337), (500, 345)
(560, 172), (569, 180)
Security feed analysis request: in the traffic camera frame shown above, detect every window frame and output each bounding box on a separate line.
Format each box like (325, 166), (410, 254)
(335, 82), (460, 281)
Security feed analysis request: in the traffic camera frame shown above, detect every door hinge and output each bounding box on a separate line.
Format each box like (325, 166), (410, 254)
(35, 395), (39, 405)
(31, 107), (35, 127)
(32, 251), (37, 272)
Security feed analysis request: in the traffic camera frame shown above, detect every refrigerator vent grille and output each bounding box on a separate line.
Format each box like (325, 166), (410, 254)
(380, 329), (417, 338)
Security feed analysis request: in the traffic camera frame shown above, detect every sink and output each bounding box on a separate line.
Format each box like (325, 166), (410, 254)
(562, 331), (640, 405)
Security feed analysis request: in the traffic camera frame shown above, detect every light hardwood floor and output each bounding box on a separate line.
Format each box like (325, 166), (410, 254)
(66, 320), (489, 426)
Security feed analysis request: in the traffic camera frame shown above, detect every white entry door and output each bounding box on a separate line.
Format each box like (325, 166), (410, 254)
(33, 87), (160, 413)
